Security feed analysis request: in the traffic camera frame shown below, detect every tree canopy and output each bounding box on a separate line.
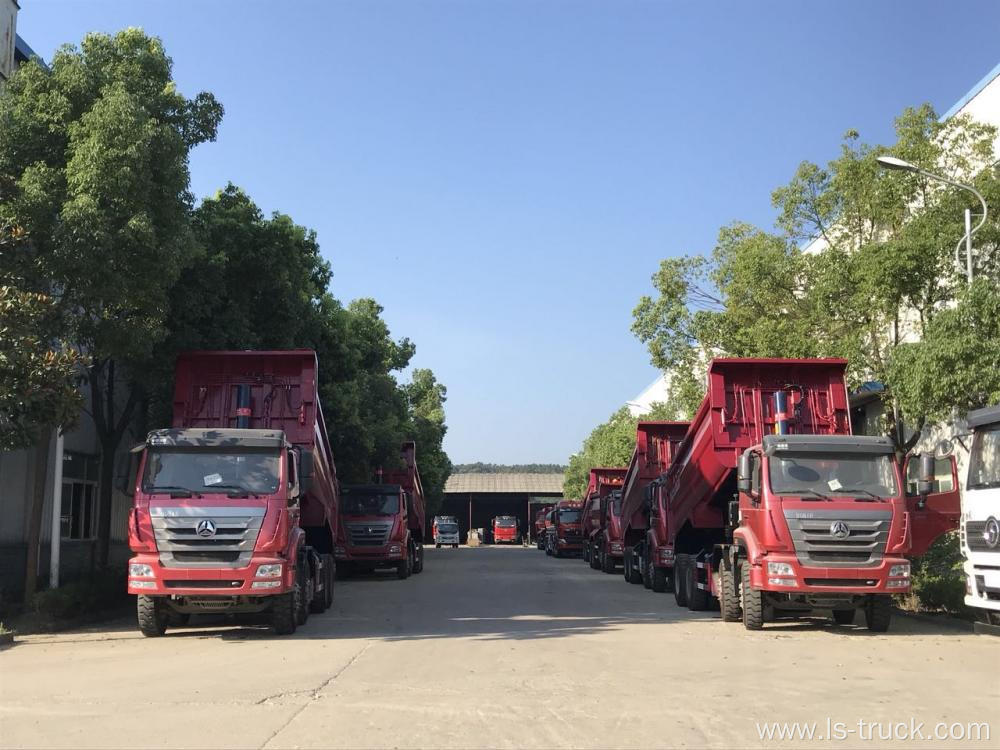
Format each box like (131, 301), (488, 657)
(632, 105), (1000, 447)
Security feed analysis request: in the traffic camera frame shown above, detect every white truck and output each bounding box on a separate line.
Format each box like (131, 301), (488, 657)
(963, 405), (1000, 634)
(433, 515), (460, 548)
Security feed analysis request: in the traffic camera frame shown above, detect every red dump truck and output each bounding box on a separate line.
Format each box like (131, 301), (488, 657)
(581, 468), (627, 573)
(618, 421), (690, 590)
(534, 505), (553, 549)
(127, 350), (338, 636)
(545, 499), (585, 557)
(335, 441), (426, 579)
(664, 358), (959, 631)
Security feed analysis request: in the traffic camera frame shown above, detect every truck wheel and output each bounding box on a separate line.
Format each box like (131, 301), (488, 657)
(453, 543), (459, 549)
(590, 545), (600, 569)
(397, 549), (411, 579)
(719, 563), (742, 622)
(740, 562), (764, 630)
(294, 566), (310, 626)
(686, 560), (710, 610)
(865, 596), (892, 632)
(623, 549), (642, 584)
(271, 589), (298, 635)
(582, 543), (590, 563)
(436, 543), (442, 548)
(832, 609), (856, 625)
(672, 557), (688, 605)
(602, 549), (616, 574)
(137, 595), (168, 637)
(652, 563), (668, 593)
(413, 545), (424, 574)
(309, 554), (334, 613)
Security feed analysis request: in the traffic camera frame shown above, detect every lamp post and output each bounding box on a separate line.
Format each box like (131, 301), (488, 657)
(876, 155), (988, 284)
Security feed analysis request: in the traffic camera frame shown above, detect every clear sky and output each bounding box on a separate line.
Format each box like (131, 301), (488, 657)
(18, 1), (1000, 464)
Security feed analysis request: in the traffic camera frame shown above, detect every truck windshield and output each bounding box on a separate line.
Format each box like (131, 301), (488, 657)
(437, 523), (458, 533)
(768, 452), (899, 498)
(143, 449), (280, 494)
(496, 518), (516, 527)
(343, 492), (399, 515)
(968, 425), (1000, 490)
(558, 509), (581, 523)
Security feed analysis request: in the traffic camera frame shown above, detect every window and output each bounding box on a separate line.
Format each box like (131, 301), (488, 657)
(61, 452), (99, 540)
(905, 456), (956, 495)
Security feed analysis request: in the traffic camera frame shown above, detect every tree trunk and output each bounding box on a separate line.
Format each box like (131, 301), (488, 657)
(89, 358), (140, 569)
(23, 426), (53, 601)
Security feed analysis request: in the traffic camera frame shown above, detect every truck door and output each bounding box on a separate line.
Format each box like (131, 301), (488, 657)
(904, 454), (961, 556)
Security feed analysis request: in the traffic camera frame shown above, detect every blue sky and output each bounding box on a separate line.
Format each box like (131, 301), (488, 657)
(19, 1), (1000, 464)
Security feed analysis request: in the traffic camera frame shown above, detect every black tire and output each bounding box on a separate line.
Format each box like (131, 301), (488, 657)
(719, 563), (742, 622)
(436, 543), (442, 548)
(412, 544), (424, 574)
(741, 562), (764, 631)
(624, 548), (642, 584)
(397, 546), (411, 579)
(832, 609), (856, 625)
(642, 553), (652, 589)
(453, 543), (458, 549)
(309, 554), (334, 614)
(582, 543), (590, 563)
(865, 595), (892, 632)
(602, 548), (616, 574)
(271, 589), (298, 635)
(590, 544), (600, 569)
(652, 563), (668, 593)
(686, 559), (710, 610)
(137, 595), (168, 637)
(294, 565), (310, 626)
(673, 556), (688, 606)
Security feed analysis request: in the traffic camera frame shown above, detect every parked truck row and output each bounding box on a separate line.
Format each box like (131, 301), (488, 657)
(126, 350), (430, 637)
(542, 357), (972, 632)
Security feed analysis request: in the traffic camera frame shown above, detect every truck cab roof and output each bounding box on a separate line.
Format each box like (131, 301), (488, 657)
(761, 434), (894, 456)
(145, 428), (288, 449)
(967, 405), (1000, 429)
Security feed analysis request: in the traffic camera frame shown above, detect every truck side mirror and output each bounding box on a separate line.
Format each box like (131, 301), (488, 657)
(737, 451), (753, 494)
(299, 449), (314, 492)
(916, 453), (935, 497)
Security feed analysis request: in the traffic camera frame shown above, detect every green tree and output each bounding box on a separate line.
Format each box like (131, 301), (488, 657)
(563, 403), (677, 499)
(403, 368), (452, 515)
(632, 105), (999, 449)
(0, 29), (223, 569)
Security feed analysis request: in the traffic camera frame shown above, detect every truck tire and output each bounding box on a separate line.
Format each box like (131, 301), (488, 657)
(672, 556), (688, 606)
(832, 609), (856, 625)
(436, 543), (442, 548)
(137, 595), (168, 637)
(582, 543), (590, 563)
(294, 566), (310, 626)
(602, 548), (616, 574)
(309, 554), (334, 614)
(397, 549), (411, 579)
(719, 563), (742, 622)
(651, 563), (668, 593)
(271, 589), (298, 635)
(642, 554), (652, 589)
(624, 549), (642, 584)
(865, 595), (892, 632)
(413, 544), (424, 574)
(740, 562), (764, 631)
(686, 560), (710, 611)
(590, 544), (600, 569)
(453, 543), (459, 549)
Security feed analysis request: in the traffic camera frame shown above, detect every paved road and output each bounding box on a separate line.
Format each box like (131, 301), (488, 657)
(1, 546), (998, 749)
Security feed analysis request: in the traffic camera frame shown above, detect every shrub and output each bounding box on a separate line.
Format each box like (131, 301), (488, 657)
(906, 532), (968, 614)
(31, 568), (128, 620)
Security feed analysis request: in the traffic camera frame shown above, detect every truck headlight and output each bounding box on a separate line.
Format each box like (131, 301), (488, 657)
(252, 581), (281, 589)
(129, 563), (154, 578)
(889, 564), (910, 578)
(389, 544), (401, 554)
(131, 580), (156, 589)
(768, 577), (796, 586)
(610, 543), (623, 553)
(658, 548), (674, 562)
(558, 538), (566, 544)
(767, 562), (794, 576)
(256, 564), (282, 578)
(334, 545), (346, 556)
(886, 579), (909, 589)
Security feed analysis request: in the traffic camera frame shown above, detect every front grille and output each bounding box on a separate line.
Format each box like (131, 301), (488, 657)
(151, 506), (265, 569)
(164, 580), (243, 589)
(346, 522), (392, 546)
(966, 521), (999, 553)
(784, 509), (891, 568)
(804, 578), (879, 587)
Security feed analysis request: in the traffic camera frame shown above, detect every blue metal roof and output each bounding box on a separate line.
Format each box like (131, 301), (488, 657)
(941, 60), (1000, 121)
(13, 34), (38, 63)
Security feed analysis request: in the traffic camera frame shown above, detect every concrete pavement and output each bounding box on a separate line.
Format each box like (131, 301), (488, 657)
(1, 545), (997, 749)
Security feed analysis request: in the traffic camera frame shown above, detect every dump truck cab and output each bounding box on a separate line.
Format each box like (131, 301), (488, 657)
(962, 405), (1000, 632)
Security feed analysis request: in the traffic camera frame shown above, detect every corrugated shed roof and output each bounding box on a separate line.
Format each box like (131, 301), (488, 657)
(444, 473), (564, 494)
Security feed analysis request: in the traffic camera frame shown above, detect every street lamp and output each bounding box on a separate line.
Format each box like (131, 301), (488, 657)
(876, 155), (988, 284)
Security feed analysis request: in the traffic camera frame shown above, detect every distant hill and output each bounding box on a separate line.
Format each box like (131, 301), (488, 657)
(452, 463), (567, 474)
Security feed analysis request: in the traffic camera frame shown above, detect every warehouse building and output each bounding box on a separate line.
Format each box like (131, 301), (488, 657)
(441, 473), (564, 544)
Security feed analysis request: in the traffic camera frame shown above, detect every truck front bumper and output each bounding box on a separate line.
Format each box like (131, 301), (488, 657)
(335, 543), (406, 564)
(126, 553), (292, 597)
(964, 559), (1000, 611)
(750, 554), (910, 596)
